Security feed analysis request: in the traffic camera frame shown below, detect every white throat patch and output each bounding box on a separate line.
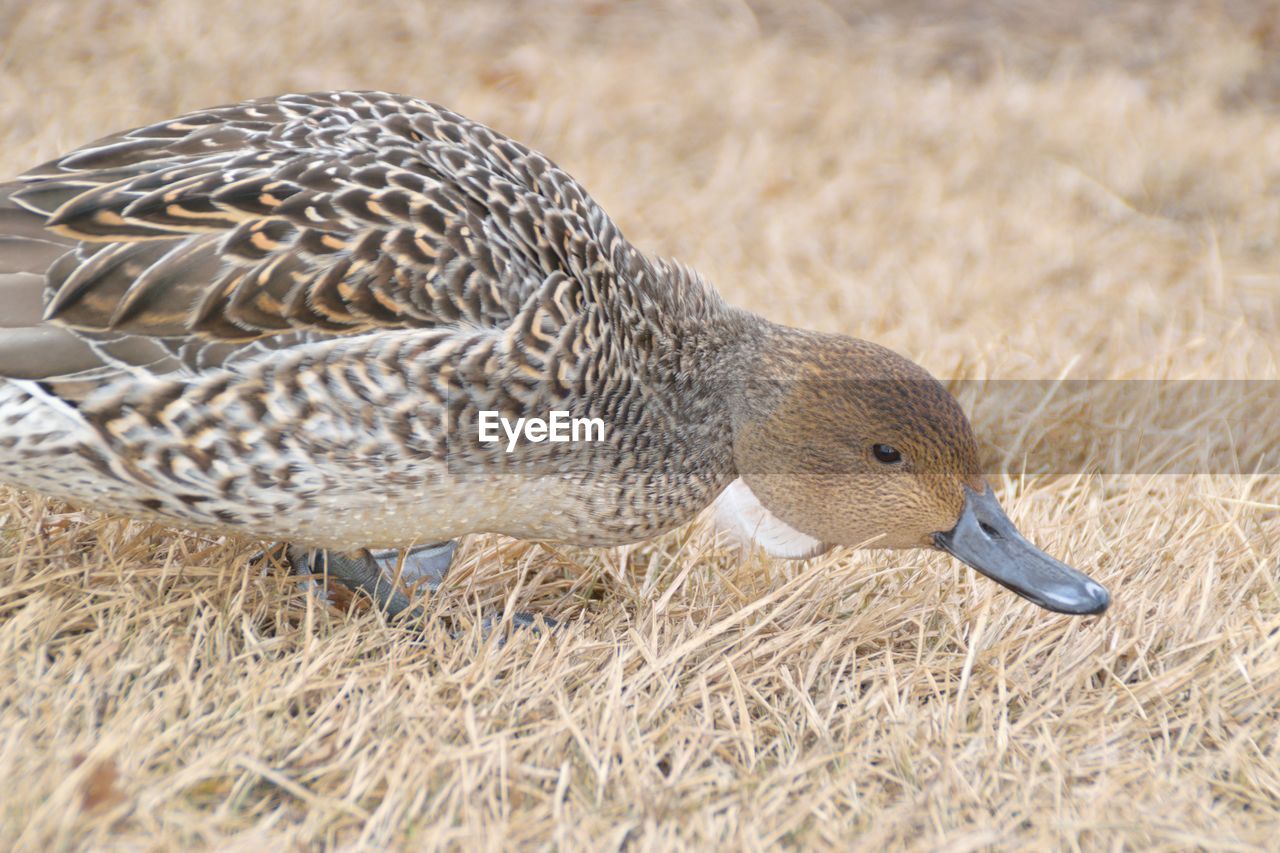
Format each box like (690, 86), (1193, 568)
(709, 478), (831, 560)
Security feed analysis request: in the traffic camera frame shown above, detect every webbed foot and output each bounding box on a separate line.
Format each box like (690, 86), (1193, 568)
(284, 542), (456, 619)
(278, 542), (556, 637)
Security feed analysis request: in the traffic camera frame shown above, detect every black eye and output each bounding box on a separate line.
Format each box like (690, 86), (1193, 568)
(872, 443), (902, 464)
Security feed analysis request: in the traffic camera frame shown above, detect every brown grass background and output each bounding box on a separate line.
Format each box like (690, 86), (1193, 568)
(2, 0), (1279, 848)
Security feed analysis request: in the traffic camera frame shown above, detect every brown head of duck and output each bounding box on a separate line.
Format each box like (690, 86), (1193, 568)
(721, 324), (1110, 615)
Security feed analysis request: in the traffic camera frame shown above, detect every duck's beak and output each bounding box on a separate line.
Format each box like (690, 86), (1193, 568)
(932, 485), (1110, 615)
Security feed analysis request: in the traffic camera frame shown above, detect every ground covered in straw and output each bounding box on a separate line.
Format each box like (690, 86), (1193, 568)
(1, 1), (1278, 848)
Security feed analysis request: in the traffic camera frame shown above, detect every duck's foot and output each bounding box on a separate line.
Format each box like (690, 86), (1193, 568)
(284, 542), (456, 618)
(279, 543), (556, 637)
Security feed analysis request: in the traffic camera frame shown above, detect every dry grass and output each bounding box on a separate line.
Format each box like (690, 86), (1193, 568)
(2, 0), (1279, 848)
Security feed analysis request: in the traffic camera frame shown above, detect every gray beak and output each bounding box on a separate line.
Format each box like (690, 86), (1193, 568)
(933, 485), (1110, 615)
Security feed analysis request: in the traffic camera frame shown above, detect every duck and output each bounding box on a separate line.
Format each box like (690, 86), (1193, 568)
(0, 90), (1109, 621)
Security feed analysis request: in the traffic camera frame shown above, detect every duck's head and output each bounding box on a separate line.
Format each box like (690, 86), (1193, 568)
(726, 329), (1109, 615)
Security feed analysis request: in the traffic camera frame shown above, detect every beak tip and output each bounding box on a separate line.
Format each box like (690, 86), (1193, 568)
(1082, 580), (1111, 615)
(1047, 578), (1111, 615)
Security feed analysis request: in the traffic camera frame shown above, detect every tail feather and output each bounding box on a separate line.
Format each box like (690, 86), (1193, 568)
(0, 182), (74, 276)
(0, 182), (102, 377)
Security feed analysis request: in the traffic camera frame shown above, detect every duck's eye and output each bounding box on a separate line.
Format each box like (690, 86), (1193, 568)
(872, 443), (903, 464)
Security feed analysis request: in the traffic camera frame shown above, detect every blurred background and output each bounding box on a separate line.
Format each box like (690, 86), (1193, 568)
(2, 2), (1278, 848)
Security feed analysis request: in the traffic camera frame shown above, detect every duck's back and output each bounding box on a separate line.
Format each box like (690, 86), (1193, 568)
(0, 91), (635, 379)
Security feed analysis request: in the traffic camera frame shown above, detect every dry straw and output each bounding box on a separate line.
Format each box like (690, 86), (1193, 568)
(1, 1), (1277, 848)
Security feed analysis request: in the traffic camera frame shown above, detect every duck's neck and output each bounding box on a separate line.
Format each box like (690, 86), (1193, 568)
(603, 260), (781, 486)
(620, 259), (771, 418)
(552, 256), (808, 545)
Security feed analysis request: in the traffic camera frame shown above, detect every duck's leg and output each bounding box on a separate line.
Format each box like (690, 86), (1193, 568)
(285, 541), (457, 619)
(282, 543), (556, 633)
(387, 541), (459, 592)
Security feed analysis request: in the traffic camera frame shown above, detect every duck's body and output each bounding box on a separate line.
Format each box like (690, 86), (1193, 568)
(0, 91), (751, 550)
(0, 90), (1110, 617)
